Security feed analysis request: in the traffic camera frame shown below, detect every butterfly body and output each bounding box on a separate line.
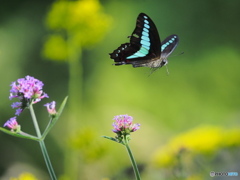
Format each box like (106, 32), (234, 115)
(109, 13), (179, 69)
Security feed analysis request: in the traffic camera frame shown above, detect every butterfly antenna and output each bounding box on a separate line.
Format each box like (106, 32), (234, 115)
(178, 51), (184, 56)
(172, 51), (184, 57)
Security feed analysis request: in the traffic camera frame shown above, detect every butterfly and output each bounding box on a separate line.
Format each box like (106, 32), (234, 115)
(109, 13), (179, 69)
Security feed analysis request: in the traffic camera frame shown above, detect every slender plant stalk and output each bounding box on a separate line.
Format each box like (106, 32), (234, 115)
(29, 104), (57, 180)
(124, 137), (141, 180)
(64, 34), (83, 180)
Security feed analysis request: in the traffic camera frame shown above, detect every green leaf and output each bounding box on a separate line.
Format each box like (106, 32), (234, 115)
(0, 127), (39, 141)
(102, 135), (124, 145)
(102, 135), (117, 142)
(41, 96), (68, 139)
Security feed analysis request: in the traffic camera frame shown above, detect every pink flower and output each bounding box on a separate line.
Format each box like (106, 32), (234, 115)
(4, 117), (20, 131)
(44, 101), (57, 116)
(112, 114), (140, 134)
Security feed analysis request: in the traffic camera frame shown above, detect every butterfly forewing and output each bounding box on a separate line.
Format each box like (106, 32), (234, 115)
(129, 13), (161, 58)
(110, 13), (161, 66)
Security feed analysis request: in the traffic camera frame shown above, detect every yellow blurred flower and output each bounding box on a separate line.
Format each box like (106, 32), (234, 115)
(43, 0), (112, 61)
(10, 172), (38, 180)
(152, 125), (240, 168)
(43, 34), (68, 60)
(171, 126), (223, 153)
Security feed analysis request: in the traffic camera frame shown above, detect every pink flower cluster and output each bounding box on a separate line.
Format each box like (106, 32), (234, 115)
(9, 75), (49, 115)
(112, 114), (140, 133)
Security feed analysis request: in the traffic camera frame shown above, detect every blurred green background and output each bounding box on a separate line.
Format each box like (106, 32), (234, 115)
(0, 0), (240, 179)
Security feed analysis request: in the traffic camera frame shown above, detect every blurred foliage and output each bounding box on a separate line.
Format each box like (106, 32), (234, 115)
(0, 0), (240, 179)
(69, 127), (108, 162)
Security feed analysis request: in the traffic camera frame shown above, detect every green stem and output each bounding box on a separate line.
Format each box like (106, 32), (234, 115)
(29, 104), (57, 180)
(64, 34), (83, 180)
(124, 137), (141, 180)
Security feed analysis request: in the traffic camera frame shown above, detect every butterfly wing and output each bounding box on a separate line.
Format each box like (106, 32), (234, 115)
(109, 13), (161, 67)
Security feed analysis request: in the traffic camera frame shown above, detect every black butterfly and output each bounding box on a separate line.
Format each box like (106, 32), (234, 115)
(109, 13), (179, 69)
